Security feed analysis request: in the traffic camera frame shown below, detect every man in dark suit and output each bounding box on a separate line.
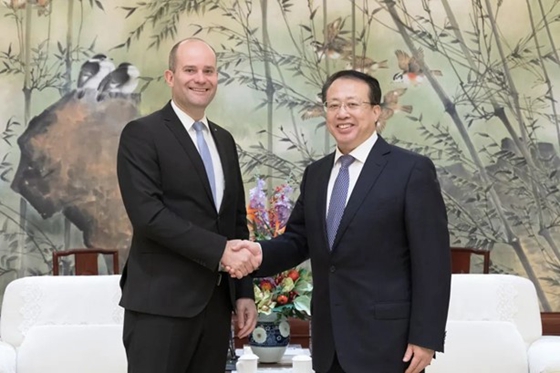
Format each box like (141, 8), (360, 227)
(233, 70), (451, 373)
(116, 38), (260, 373)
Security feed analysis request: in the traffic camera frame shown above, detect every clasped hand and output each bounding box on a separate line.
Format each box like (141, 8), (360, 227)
(220, 240), (262, 278)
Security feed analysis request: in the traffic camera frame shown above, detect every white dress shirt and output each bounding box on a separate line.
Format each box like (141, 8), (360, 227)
(326, 132), (379, 215)
(170, 100), (224, 211)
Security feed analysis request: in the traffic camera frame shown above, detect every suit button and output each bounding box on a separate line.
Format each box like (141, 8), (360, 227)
(330, 266), (336, 273)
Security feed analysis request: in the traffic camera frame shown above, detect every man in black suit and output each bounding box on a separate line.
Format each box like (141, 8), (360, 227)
(117, 38), (260, 373)
(233, 70), (451, 373)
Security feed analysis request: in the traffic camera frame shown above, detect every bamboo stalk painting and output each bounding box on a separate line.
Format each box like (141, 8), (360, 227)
(0, 0), (559, 311)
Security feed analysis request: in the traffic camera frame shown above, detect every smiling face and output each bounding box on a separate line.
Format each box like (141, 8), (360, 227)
(325, 77), (381, 154)
(164, 39), (218, 120)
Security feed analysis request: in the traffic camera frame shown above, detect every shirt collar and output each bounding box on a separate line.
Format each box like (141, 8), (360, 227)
(333, 131), (378, 165)
(170, 99), (209, 131)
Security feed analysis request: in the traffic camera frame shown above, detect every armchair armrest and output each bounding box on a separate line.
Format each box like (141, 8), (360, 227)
(0, 340), (16, 373)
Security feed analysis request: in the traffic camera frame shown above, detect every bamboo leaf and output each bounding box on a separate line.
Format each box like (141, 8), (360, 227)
(8, 240), (17, 251)
(111, 43), (127, 50)
(95, 0), (104, 11)
(310, 7), (318, 20)
(125, 7), (137, 18)
(0, 168), (11, 182)
(371, 7), (383, 16)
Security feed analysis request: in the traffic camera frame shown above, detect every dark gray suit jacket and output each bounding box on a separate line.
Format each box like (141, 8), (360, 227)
(256, 136), (451, 373)
(117, 101), (252, 318)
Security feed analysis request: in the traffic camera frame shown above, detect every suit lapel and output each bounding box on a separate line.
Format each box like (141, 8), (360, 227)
(161, 102), (215, 207)
(315, 154), (336, 251)
(332, 136), (391, 250)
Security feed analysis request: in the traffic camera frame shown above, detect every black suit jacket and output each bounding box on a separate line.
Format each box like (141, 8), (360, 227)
(117, 102), (252, 318)
(257, 136), (451, 373)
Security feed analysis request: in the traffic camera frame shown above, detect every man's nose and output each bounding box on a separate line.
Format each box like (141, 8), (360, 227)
(194, 70), (206, 82)
(335, 104), (350, 118)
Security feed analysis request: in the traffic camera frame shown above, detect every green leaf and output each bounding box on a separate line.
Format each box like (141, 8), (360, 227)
(293, 295), (311, 315)
(294, 279), (312, 293)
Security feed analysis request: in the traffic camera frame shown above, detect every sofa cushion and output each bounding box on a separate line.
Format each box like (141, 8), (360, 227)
(448, 274), (542, 346)
(0, 275), (123, 348)
(427, 320), (528, 373)
(528, 335), (560, 373)
(17, 324), (126, 373)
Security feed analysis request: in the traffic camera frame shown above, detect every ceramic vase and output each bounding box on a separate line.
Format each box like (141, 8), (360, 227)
(248, 313), (290, 363)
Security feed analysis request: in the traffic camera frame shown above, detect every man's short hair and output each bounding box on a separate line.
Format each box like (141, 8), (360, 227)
(168, 37), (217, 71)
(321, 70), (382, 105)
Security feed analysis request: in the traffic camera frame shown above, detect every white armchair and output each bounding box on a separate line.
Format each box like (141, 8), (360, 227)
(428, 274), (560, 373)
(1, 273), (558, 373)
(0, 275), (126, 373)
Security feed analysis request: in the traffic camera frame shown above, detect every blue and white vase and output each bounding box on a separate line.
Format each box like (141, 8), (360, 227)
(249, 313), (290, 363)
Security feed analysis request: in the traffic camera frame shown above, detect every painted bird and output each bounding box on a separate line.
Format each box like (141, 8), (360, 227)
(377, 88), (413, 133)
(77, 54), (115, 90)
(97, 62), (140, 94)
(393, 48), (442, 86)
(300, 93), (325, 121)
(344, 55), (389, 74)
(35, 0), (50, 15)
(311, 17), (352, 62)
(4, 0), (26, 9)
(325, 17), (343, 43)
(300, 102), (325, 121)
(311, 38), (353, 62)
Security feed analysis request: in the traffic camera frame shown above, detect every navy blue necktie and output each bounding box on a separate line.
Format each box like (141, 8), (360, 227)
(193, 121), (217, 203)
(326, 155), (355, 249)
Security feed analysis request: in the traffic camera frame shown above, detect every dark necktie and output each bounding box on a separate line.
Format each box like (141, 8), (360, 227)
(326, 155), (355, 249)
(193, 121), (217, 203)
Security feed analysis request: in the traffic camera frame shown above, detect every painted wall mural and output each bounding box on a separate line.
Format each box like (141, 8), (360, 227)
(0, 0), (559, 311)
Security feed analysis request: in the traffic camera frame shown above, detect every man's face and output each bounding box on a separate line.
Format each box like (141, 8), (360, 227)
(165, 40), (218, 117)
(324, 78), (381, 154)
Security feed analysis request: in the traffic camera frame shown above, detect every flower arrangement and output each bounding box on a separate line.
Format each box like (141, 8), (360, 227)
(247, 178), (312, 320)
(253, 268), (312, 319)
(247, 178), (294, 241)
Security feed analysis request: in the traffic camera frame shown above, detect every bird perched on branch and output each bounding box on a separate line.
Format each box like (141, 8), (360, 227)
(344, 55), (389, 74)
(311, 17), (352, 62)
(393, 48), (442, 86)
(377, 88), (413, 133)
(300, 102), (325, 121)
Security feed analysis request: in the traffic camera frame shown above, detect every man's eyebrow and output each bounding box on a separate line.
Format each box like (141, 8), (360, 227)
(327, 95), (360, 101)
(181, 65), (215, 69)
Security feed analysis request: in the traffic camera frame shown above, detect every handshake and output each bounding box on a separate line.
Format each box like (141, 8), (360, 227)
(220, 240), (262, 279)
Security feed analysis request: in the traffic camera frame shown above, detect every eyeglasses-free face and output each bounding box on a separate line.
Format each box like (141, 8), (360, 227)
(324, 78), (381, 154)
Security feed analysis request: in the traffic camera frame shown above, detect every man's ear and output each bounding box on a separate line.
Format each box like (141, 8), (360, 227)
(164, 69), (174, 87)
(372, 104), (382, 118)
